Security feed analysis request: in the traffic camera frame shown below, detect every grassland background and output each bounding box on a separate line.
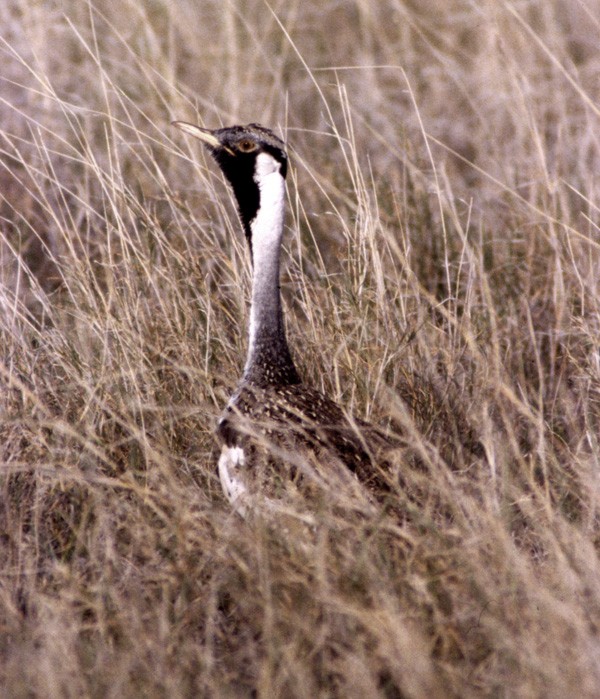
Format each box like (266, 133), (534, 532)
(1, 0), (599, 696)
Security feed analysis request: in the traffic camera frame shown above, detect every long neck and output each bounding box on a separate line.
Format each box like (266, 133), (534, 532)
(242, 169), (300, 387)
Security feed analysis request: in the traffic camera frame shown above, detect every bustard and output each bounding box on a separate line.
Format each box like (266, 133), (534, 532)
(173, 121), (397, 515)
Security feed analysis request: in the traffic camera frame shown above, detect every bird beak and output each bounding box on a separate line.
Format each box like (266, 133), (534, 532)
(171, 121), (235, 155)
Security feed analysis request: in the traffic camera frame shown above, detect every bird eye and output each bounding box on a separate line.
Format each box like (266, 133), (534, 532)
(236, 139), (257, 153)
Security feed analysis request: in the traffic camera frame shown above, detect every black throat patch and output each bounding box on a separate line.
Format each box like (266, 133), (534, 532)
(213, 152), (260, 254)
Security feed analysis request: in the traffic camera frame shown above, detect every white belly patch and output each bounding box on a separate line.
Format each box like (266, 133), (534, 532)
(218, 445), (248, 516)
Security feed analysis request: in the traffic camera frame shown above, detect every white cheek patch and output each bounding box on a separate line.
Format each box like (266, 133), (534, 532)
(254, 151), (281, 180)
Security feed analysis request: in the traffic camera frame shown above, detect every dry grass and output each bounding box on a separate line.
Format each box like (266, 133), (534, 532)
(1, 0), (600, 696)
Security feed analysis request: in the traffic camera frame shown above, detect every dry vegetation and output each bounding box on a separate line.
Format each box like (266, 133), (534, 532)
(1, 0), (600, 696)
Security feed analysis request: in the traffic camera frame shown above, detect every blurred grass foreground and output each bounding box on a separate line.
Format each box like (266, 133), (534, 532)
(1, 1), (600, 696)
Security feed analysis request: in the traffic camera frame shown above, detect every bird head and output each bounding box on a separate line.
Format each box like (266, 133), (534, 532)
(172, 121), (288, 243)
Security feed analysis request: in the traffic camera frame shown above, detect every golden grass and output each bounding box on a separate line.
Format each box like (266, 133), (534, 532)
(1, 0), (600, 696)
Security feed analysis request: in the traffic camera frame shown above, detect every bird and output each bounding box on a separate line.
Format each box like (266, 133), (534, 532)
(172, 121), (399, 516)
